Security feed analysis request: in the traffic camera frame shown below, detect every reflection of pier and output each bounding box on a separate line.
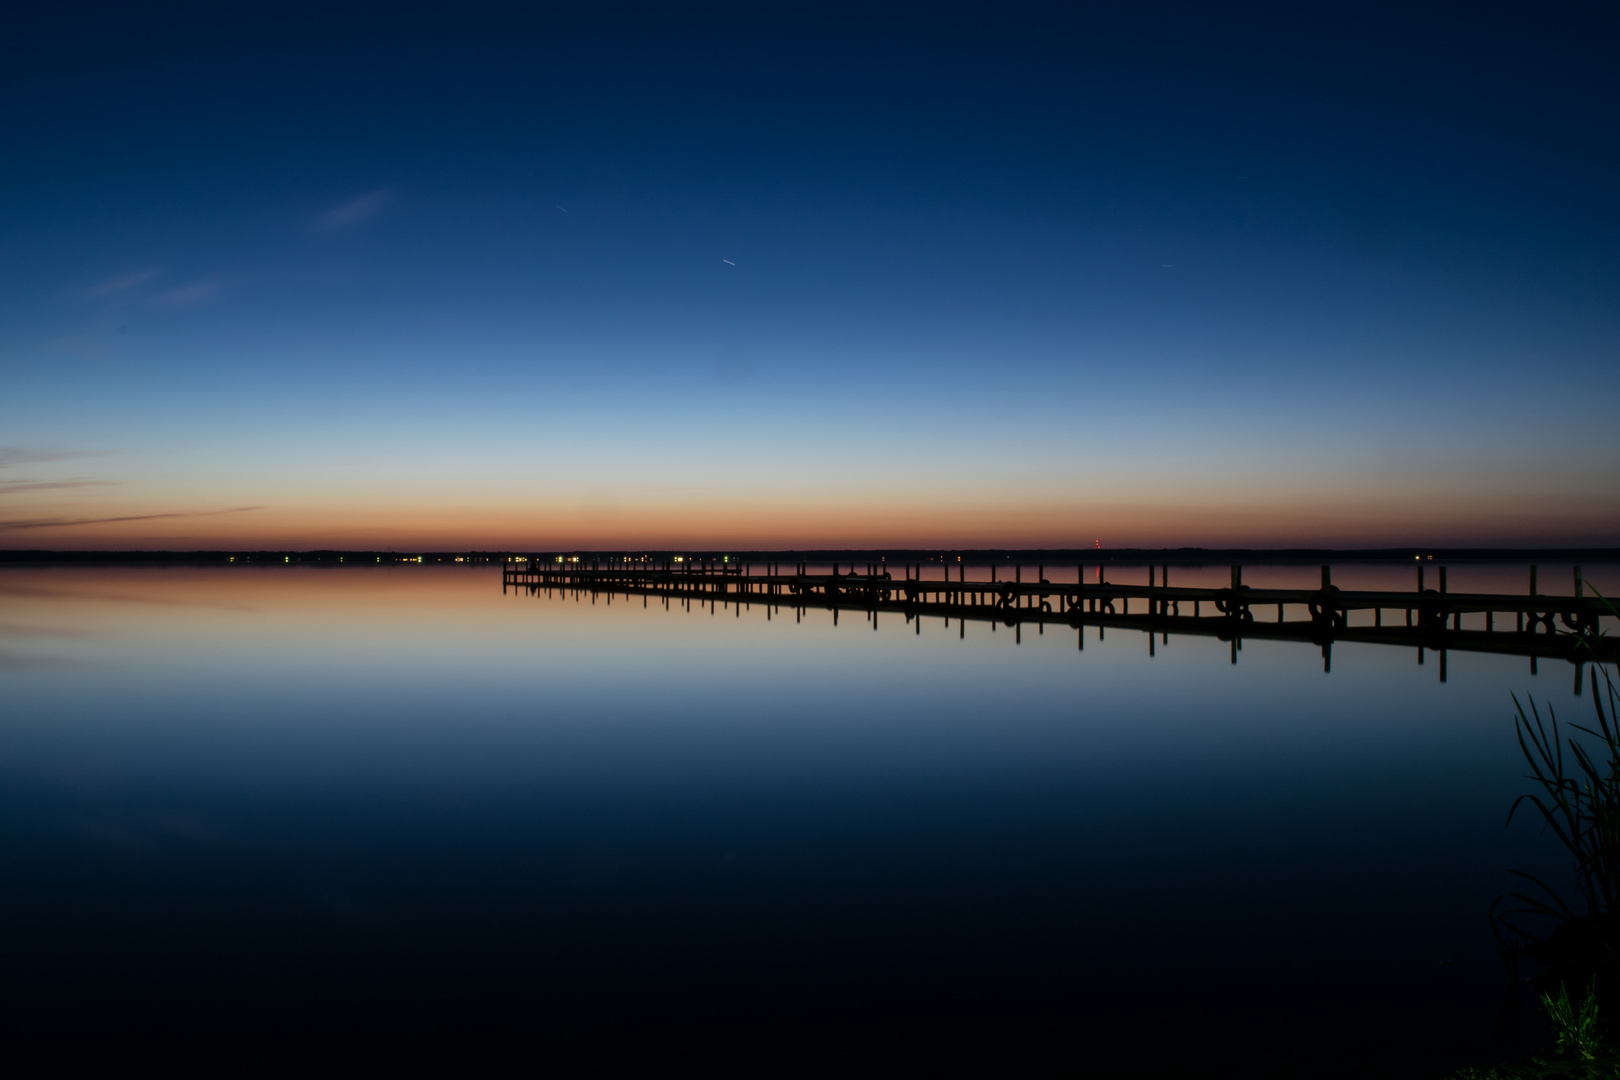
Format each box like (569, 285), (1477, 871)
(503, 559), (1617, 682)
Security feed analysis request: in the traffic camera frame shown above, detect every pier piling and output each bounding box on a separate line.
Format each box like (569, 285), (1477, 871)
(499, 557), (1617, 669)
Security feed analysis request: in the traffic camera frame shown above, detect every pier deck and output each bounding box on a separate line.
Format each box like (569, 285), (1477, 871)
(502, 558), (1619, 679)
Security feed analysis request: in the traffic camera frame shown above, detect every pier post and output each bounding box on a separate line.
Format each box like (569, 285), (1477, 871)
(504, 550), (1613, 676)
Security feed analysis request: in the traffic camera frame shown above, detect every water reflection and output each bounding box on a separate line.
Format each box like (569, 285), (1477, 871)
(0, 564), (1609, 1072)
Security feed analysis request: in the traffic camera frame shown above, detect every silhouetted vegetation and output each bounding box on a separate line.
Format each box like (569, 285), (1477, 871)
(1467, 591), (1620, 1078)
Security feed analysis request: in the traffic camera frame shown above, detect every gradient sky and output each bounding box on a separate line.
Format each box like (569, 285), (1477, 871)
(3, 2), (1617, 549)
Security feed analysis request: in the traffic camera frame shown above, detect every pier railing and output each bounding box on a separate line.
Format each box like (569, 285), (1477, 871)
(502, 558), (1618, 681)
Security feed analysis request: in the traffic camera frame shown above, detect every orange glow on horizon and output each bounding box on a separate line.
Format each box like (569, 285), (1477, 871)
(7, 489), (1618, 550)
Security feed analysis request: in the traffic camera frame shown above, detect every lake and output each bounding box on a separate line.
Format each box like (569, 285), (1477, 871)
(2, 562), (1613, 1074)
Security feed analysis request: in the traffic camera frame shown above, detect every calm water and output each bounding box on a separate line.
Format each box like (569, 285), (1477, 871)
(2, 564), (1613, 1073)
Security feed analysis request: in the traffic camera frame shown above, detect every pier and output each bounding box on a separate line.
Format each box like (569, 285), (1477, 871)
(503, 558), (1618, 681)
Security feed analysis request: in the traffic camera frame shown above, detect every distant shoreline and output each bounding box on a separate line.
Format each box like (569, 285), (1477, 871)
(4, 547), (1619, 566)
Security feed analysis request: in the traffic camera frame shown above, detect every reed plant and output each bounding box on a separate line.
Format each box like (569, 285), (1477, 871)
(1488, 588), (1620, 1072)
(1542, 978), (1604, 1061)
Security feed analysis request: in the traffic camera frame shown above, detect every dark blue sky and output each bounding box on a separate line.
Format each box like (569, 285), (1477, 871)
(3, 2), (1617, 548)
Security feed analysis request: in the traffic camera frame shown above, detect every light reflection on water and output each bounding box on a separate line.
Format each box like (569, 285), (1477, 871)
(0, 564), (1609, 1071)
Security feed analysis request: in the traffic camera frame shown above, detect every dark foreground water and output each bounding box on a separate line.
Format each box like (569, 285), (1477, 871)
(2, 564), (1614, 1074)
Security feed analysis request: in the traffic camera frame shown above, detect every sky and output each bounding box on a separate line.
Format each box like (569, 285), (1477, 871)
(2, 1), (1617, 550)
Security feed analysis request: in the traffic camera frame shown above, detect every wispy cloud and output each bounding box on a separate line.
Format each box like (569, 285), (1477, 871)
(149, 280), (222, 307)
(0, 622), (96, 640)
(0, 649), (79, 671)
(46, 331), (116, 360)
(85, 267), (163, 299)
(0, 447), (109, 469)
(319, 189), (391, 230)
(0, 478), (113, 496)
(0, 506), (263, 531)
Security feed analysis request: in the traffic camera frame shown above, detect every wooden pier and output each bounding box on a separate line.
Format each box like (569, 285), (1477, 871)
(503, 558), (1618, 680)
